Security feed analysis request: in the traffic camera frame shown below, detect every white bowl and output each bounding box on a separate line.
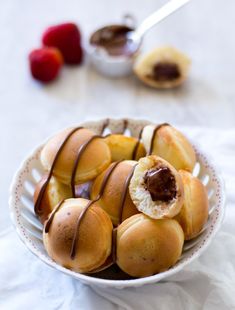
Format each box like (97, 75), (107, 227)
(9, 118), (225, 289)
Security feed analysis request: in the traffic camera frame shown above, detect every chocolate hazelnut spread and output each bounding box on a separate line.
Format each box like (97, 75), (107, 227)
(144, 167), (176, 202)
(90, 25), (135, 56)
(149, 62), (180, 81)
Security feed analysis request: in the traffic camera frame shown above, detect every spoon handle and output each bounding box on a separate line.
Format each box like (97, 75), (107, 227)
(135, 0), (191, 39)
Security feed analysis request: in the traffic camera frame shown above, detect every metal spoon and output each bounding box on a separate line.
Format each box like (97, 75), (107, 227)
(128, 0), (191, 50)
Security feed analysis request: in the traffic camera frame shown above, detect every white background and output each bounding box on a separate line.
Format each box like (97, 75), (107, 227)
(1, 0), (235, 309)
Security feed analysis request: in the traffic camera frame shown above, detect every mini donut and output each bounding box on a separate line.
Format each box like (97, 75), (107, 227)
(142, 124), (196, 172)
(129, 155), (184, 219)
(175, 170), (209, 240)
(134, 46), (190, 89)
(43, 198), (113, 273)
(105, 134), (146, 161)
(116, 214), (184, 277)
(91, 160), (139, 226)
(40, 127), (111, 185)
(34, 175), (72, 224)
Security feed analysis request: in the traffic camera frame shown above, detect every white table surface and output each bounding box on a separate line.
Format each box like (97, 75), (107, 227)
(1, 0), (235, 309)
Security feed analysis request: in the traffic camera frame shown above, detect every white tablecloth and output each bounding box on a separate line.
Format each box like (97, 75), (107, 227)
(1, 127), (235, 310)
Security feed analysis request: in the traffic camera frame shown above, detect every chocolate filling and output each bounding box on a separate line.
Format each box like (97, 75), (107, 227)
(90, 25), (135, 56)
(144, 167), (176, 202)
(149, 62), (180, 82)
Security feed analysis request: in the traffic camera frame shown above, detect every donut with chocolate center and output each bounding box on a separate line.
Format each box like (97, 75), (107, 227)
(129, 155), (184, 219)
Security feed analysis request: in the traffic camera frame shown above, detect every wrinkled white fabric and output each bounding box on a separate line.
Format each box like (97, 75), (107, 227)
(1, 127), (235, 310)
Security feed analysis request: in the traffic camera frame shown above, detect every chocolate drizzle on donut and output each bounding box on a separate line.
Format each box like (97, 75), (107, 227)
(148, 123), (169, 155)
(44, 200), (64, 233)
(70, 199), (99, 259)
(131, 127), (144, 160)
(34, 127), (83, 215)
(109, 163), (137, 264)
(118, 163), (137, 225)
(96, 161), (122, 199)
(71, 135), (101, 197)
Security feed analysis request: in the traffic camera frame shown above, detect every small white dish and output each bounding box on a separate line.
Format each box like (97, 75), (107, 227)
(9, 118), (225, 289)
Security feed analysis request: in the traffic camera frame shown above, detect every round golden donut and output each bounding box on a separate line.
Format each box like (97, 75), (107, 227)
(142, 124), (196, 172)
(129, 155), (184, 219)
(40, 127), (111, 185)
(116, 214), (184, 277)
(175, 170), (209, 240)
(105, 134), (146, 161)
(91, 160), (139, 226)
(134, 46), (191, 89)
(34, 175), (72, 224)
(43, 198), (113, 273)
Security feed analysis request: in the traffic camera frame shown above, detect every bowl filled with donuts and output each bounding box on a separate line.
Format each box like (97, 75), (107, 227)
(9, 118), (225, 288)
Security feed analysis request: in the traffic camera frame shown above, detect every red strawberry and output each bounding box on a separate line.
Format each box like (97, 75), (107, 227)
(42, 23), (83, 65)
(29, 47), (63, 83)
